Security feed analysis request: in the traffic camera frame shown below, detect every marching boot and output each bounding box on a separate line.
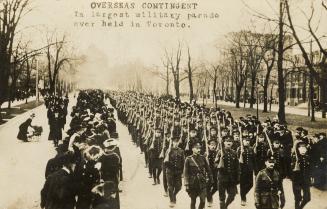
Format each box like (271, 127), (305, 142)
(219, 201), (226, 209)
(152, 178), (157, 185)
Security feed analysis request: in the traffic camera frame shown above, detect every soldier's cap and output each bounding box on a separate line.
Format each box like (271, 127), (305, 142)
(242, 136), (251, 141)
(189, 123), (196, 131)
(296, 127), (303, 132)
(103, 139), (119, 148)
(272, 138), (280, 143)
(319, 132), (326, 137)
(172, 135), (180, 141)
(266, 156), (276, 163)
(210, 127), (217, 132)
(257, 132), (265, 138)
(192, 142), (202, 149)
(208, 139), (218, 145)
(155, 127), (162, 132)
(223, 135), (233, 142)
(174, 118), (181, 123)
(232, 130), (240, 135)
(296, 140), (307, 148)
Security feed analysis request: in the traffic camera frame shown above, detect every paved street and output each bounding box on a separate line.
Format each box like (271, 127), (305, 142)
(0, 98), (326, 209)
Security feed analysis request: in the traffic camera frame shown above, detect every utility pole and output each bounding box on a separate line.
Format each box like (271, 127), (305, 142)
(35, 59), (39, 104)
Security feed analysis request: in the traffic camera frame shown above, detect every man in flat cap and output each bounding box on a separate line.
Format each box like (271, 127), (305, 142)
(291, 141), (312, 209)
(215, 136), (239, 209)
(164, 134), (185, 207)
(184, 142), (212, 209)
(237, 136), (255, 206)
(255, 156), (285, 209)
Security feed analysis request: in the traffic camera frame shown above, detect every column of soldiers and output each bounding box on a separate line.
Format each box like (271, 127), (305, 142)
(109, 91), (326, 209)
(41, 89), (122, 209)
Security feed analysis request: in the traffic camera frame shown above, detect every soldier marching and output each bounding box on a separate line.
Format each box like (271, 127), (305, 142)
(109, 90), (326, 209)
(40, 89), (326, 209)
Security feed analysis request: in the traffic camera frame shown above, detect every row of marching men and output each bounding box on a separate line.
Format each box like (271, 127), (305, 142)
(41, 90), (122, 209)
(109, 91), (327, 209)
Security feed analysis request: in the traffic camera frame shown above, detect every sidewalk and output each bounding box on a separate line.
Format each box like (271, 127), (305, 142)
(211, 100), (324, 118)
(0, 96), (36, 109)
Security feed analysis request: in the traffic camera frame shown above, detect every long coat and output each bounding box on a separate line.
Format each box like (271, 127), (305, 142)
(17, 118), (32, 141)
(183, 154), (212, 191)
(41, 169), (77, 209)
(254, 168), (284, 209)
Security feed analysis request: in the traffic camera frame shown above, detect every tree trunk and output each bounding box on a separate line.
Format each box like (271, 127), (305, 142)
(302, 72), (307, 102)
(235, 86), (242, 108)
(250, 75), (256, 108)
(270, 84), (274, 112)
(174, 79), (180, 100)
(166, 67), (169, 95)
(277, 0), (286, 124)
(188, 73), (194, 103)
(309, 71), (315, 121)
(319, 65), (327, 118)
(243, 76), (247, 108)
(263, 83), (269, 112)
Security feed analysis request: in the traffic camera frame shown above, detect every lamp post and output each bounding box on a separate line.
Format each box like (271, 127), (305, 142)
(256, 79), (260, 119)
(32, 58), (39, 104)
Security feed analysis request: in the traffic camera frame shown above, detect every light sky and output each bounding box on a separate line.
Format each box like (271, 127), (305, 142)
(19, 0), (327, 89)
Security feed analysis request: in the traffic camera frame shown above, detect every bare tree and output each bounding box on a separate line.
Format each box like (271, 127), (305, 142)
(261, 35), (278, 112)
(206, 64), (221, 108)
(45, 32), (72, 94)
(285, 0), (327, 120)
(0, 0), (30, 120)
(225, 32), (249, 108)
(185, 46), (199, 103)
(165, 42), (187, 100)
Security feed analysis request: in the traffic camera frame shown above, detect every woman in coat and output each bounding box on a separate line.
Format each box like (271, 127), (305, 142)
(17, 113), (35, 142)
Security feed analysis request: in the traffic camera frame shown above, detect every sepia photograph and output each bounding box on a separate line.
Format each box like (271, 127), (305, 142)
(0, 0), (327, 209)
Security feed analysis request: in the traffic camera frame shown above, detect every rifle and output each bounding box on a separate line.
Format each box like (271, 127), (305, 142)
(254, 124), (259, 154)
(229, 118), (233, 135)
(159, 122), (166, 159)
(216, 112), (225, 169)
(149, 115), (157, 150)
(164, 114), (175, 163)
(238, 123), (244, 164)
(202, 110), (209, 158)
(264, 129), (274, 155)
(185, 117), (190, 151)
(292, 140), (301, 171)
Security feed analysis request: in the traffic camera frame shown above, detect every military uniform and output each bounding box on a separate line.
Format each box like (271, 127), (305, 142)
(164, 145), (185, 204)
(254, 167), (284, 209)
(238, 145), (255, 203)
(215, 148), (239, 209)
(291, 142), (312, 209)
(206, 148), (218, 204)
(184, 152), (212, 209)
